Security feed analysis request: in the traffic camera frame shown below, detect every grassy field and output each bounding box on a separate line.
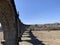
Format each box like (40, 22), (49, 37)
(32, 30), (60, 45)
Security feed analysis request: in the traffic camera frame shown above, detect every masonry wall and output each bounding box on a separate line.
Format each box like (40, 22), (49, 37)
(18, 18), (26, 41)
(0, 0), (18, 45)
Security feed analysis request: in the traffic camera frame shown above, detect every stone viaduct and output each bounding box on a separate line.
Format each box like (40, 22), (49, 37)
(0, 0), (26, 45)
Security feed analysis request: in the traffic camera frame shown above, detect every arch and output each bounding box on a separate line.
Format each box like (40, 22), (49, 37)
(0, 23), (4, 45)
(0, 0), (18, 45)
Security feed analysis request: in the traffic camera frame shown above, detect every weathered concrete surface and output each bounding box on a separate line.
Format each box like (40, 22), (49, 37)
(0, 0), (26, 45)
(0, 0), (18, 45)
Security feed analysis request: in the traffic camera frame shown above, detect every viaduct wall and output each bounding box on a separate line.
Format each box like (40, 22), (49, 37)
(0, 0), (26, 45)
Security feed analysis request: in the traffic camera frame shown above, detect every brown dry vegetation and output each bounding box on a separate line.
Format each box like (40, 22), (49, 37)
(32, 30), (60, 45)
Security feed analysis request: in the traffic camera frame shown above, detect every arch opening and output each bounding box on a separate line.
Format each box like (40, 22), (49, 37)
(0, 23), (4, 45)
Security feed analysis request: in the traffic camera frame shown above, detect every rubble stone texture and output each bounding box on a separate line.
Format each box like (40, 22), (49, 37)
(0, 0), (22, 45)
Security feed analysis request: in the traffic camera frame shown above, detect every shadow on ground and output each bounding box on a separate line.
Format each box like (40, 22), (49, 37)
(21, 30), (45, 45)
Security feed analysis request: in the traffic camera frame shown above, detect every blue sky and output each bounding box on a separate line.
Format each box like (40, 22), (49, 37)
(14, 0), (60, 24)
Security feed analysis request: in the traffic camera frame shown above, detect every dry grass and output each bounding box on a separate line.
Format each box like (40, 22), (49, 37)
(0, 29), (60, 45)
(32, 30), (60, 45)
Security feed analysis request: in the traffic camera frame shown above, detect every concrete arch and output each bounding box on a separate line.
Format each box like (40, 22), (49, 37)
(0, 0), (26, 45)
(0, 0), (18, 45)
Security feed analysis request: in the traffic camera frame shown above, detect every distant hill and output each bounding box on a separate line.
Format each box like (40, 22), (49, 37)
(26, 23), (60, 31)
